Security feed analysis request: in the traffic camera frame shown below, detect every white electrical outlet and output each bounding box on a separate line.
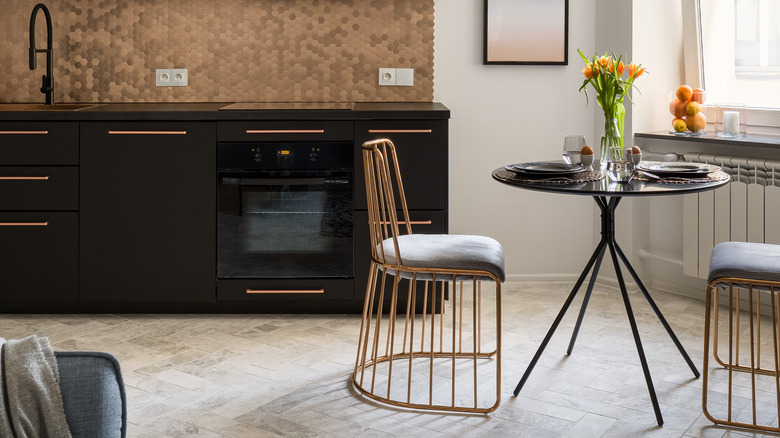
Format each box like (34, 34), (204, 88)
(379, 68), (396, 86)
(156, 68), (188, 87)
(171, 69), (188, 86)
(379, 68), (413, 86)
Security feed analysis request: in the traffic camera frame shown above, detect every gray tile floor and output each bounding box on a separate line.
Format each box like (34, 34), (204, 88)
(0, 282), (774, 437)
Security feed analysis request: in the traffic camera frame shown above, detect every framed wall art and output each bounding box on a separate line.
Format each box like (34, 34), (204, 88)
(483, 0), (569, 65)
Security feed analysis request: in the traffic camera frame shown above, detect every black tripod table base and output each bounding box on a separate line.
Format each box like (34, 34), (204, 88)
(512, 196), (700, 427)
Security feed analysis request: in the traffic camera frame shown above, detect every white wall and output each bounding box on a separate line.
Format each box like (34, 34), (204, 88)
(433, 0), (599, 281)
(631, 0), (707, 295)
(433, 0), (713, 295)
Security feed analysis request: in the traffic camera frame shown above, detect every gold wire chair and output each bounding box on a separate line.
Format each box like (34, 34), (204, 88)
(353, 139), (505, 413)
(703, 242), (780, 432)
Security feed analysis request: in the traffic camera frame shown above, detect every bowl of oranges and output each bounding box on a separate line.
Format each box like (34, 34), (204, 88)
(669, 85), (706, 135)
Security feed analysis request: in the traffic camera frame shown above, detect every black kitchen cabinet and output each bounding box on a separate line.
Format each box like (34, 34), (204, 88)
(0, 213), (78, 302)
(354, 120), (448, 211)
(0, 103), (448, 312)
(353, 120), (449, 309)
(0, 122), (79, 165)
(80, 122), (216, 302)
(0, 123), (79, 302)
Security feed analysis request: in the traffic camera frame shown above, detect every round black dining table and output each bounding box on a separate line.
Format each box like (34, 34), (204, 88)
(492, 166), (730, 426)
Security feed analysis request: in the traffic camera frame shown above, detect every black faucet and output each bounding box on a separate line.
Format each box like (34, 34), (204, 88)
(29, 3), (53, 105)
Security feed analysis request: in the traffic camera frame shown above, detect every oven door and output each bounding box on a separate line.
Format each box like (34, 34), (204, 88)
(217, 170), (353, 279)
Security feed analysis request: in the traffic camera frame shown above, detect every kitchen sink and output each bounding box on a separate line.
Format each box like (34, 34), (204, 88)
(0, 103), (103, 111)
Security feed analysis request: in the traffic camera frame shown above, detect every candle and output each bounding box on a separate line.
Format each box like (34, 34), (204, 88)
(724, 110), (740, 135)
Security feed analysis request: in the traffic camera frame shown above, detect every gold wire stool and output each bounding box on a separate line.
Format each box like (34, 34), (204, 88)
(353, 139), (505, 413)
(703, 242), (780, 432)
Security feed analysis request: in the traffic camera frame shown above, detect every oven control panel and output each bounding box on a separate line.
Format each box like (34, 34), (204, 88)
(218, 141), (352, 170)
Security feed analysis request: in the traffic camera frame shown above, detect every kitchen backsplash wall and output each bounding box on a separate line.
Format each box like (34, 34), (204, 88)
(1, 0), (434, 103)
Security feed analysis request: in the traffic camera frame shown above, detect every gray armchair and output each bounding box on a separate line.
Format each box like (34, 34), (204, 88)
(56, 352), (126, 438)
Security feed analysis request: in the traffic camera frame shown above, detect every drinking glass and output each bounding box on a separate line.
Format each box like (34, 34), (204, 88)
(606, 146), (635, 183)
(562, 135), (587, 165)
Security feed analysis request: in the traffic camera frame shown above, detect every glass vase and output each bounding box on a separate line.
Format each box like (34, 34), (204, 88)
(600, 117), (622, 160)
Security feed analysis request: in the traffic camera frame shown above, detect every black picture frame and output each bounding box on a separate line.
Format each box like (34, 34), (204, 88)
(483, 0), (569, 65)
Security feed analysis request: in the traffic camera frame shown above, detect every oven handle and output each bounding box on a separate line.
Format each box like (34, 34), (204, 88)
(221, 177), (350, 186)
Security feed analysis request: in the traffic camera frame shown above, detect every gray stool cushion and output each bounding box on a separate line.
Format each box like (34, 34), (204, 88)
(708, 241), (780, 285)
(56, 351), (126, 438)
(380, 234), (505, 282)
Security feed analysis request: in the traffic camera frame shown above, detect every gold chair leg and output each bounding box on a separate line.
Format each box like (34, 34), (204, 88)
(703, 279), (780, 432)
(353, 270), (502, 413)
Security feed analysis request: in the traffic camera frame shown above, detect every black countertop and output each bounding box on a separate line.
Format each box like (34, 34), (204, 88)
(0, 102), (450, 121)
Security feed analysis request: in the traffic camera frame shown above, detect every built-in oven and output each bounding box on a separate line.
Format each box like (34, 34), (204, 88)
(217, 140), (354, 302)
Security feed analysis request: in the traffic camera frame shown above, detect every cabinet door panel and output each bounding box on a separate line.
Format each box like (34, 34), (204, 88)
(80, 122), (216, 302)
(355, 120), (448, 210)
(0, 167), (78, 210)
(0, 122), (78, 165)
(218, 121), (353, 142)
(0, 212), (77, 301)
(217, 279), (353, 301)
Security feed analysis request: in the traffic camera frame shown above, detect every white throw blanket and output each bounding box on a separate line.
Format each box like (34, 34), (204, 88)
(0, 335), (72, 438)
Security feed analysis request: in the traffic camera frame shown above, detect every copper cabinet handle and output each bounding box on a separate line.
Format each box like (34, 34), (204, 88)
(0, 131), (49, 134)
(368, 129), (432, 133)
(108, 131), (187, 135)
(381, 220), (432, 225)
(245, 129), (325, 134)
(0, 221), (49, 226)
(0, 176), (50, 180)
(246, 289), (325, 294)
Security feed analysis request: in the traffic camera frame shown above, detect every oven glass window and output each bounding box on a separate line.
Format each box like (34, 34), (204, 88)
(218, 171), (353, 278)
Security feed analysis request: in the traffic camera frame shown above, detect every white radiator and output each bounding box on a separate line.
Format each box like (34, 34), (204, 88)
(682, 153), (780, 279)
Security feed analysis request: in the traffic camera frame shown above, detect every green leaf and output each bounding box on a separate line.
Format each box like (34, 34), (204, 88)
(577, 48), (590, 64)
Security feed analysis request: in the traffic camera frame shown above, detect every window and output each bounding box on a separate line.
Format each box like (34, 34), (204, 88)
(735, 0), (780, 75)
(694, 0), (780, 110)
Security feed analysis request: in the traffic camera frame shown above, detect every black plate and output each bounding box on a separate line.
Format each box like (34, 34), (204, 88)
(637, 161), (720, 177)
(507, 161), (586, 175)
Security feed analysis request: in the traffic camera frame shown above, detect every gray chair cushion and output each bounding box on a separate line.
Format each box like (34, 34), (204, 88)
(380, 234), (505, 282)
(55, 351), (126, 438)
(708, 241), (780, 285)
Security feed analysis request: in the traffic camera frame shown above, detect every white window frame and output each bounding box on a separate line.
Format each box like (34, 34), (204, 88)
(682, 0), (780, 134)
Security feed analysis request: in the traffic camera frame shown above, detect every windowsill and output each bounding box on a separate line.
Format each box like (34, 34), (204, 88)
(635, 131), (780, 148)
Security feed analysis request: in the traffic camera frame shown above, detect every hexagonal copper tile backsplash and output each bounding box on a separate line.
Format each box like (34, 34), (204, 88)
(1, 0), (434, 103)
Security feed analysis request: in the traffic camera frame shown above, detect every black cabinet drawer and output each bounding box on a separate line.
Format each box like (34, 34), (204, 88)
(0, 167), (77, 211)
(218, 279), (353, 301)
(218, 121), (353, 142)
(355, 120), (448, 210)
(0, 212), (77, 302)
(0, 122), (78, 165)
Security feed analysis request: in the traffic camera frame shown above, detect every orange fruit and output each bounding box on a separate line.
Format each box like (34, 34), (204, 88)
(691, 88), (706, 104)
(686, 101), (702, 116)
(676, 85), (693, 102)
(669, 98), (687, 118)
(672, 117), (687, 132)
(581, 145), (594, 155)
(686, 112), (706, 132)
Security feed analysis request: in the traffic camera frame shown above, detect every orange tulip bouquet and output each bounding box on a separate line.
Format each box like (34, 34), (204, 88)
(578, 49), (645, 160)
